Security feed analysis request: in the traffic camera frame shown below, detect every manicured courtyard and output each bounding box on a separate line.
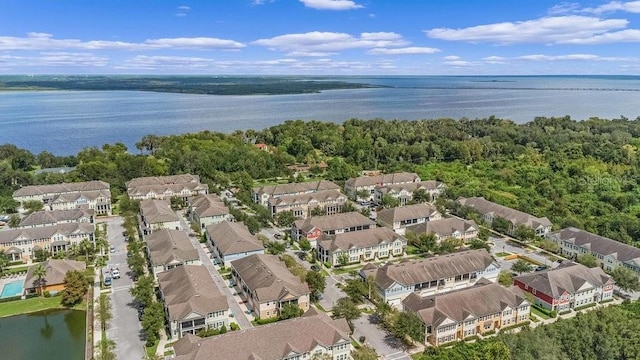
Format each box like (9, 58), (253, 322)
(0, 296), (85, 318)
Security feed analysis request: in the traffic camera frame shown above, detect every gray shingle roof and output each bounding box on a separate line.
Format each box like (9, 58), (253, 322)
(377, 204), (440, 225)
(457, 196), (551, 229)
(406, 218), (478, 238)
(550, 227), (640, 266)
(293, 212), (375, 233)
(19, 208), (94, 227)
(189, 194), (229, 218)
(13, 180), (109, 198)
(172, 308), (350, 360)
(0, 222), (95, 245)
(345, 172), (420, 187)
(231, 254), (309, 303)
(126, 174), (202, 188)
(514, 262), (614, 297)
(140, 199), (180, 224)
(24, 259), (86, 291)
(267, 189), (346, 207)
(127, 182), (209, 198)
(253, 180), (340, 198)
(205, 221), (264, 256)
(157, 265), (228, 321)
(376, 180), (445, 195)
(146, 229), (199, 267)
(317, 227), (406, 252)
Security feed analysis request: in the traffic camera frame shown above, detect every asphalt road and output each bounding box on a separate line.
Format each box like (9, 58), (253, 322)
(100, 216), (145, 360)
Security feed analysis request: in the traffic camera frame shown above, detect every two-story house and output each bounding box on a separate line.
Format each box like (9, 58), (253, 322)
(139, 199), (181, 236)
(374, 180), (446, 205)
(205, 221), (265, 267)
(19, 208), (95, 228)
(406, 218), (479, 243)
(252, 180), (341, 207)
(126, 174), (209, 201)
(317, 227), (407, 266)
(157, 265), (229, 338)
(513, 261), (615, 312)
(360, 249), (500, 308)
(231, 254), (310, 319)
(172, 308), (351, 360)
(345, 172), (421, 201)
(13, 180), (112, 215)
(187, 194), (230, 231)
(145, 229), (201, 279)
(291, 211), (376, 248)
(402, 279), (530, 346)
(268, 189), (348, 219)
(457, 197), (552, 236)
(377, 204), (442, 235)
(547, 227), (640, 274)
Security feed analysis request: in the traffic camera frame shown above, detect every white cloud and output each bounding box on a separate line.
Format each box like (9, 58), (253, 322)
(562, 29), (640, 44)
(253, 31), (408, 52)
(517, 53), (629, 61)
(299, 0), (363, 10)
(252, 0), (275, 4)
(0, 33), (245, 51)
(444, 60), (474, 66)
(368, 47), (440, 55)
(0, 52), (109, 67)
(483, 55), (507, 64)
(286, 51), (337, 57)
(425, 15), (628, 44)
(443, 55), (460, 60)
(176, 5), (191, 17)
(582, 1), (640, 14)
(548, 2), (581, 14)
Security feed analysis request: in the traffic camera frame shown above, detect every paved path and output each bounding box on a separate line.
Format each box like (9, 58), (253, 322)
(352, 314), (410, 360)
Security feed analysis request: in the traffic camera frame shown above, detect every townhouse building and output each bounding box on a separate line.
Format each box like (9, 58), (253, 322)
(13, 180), (112, 215)
(252, 180), (341, 207)
(374, 180), (446, 205)
(317, 227), (407, 266)
(457, 197), (552, 236)
(24, 259), (87, 295)
(231, 254), (310, 319)
(402, 279), (530, 346)
(187, 194), (230, 231)
(406, 218), (479, 243)
(377, 204), (442, 235)
(19, 208), (95, 228)
(157, 265), (229, 338)
(126, 174), (208, 201)
(344, 172), (421, 201)
(0, 222), (95, 262)
(547, 227), (640, 273)
(172, 308), (351, 360)
(145, 229), (201, 279)
(291, 211), (376, 247)
(205, 221), (265, 267)
(513, 261), (615, 312)
(139, 199), (181, 236)
(268, 189), (348, 219)
(360, 249), (500, 308)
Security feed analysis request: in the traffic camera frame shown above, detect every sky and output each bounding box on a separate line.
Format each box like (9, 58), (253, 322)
(1, 0), (640, 75)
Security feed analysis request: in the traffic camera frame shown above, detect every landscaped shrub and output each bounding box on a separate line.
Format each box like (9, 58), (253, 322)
(359, 336), (366, 343)
(230, 322), (240, 331)
(43, 291), (51, 298)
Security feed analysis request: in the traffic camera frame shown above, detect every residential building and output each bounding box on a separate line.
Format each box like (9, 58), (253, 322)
(172, 308), (351, 360)
(317, 227), (407, 266)
(24, 259), (86, 295)
(205, 221), (265, 267)
(252, 180), (341, 207)
(360, 249), (500, 307)
(457, 197), (552, 236)
(377, 204), (442, 235)
(145, 229), (201, 279)
(547, 227), (640, 273)
(402, 279), (530, 346)
(231, 254), (310, 319)
(187, 194), (230, 231)
(13, 180), (112, 215)
(139, 199), (181, 236)
(374, 180), (446, 205)
(157, 265), (229, 338)
(0, 222), (95, 262)
(19, 208), (95, 228)
(268, 189), (348, 218)
(345, 172), (421, 200)
(513, 261), (615, 312)
(406, 218), (479, 243)
(126, 174), (209, 201)
(291, 211), (376, 247)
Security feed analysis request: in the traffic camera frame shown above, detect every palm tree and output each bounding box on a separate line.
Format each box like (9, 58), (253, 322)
(95, 256), (108, 285)
(33, 264), (48, 296)
(79, 239), (94, 263)
(0, 250), (9, 276)
(94, 236), (108, 257)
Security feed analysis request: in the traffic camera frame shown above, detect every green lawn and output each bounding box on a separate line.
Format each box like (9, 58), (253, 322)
(530, 306), (550, 320)
(0, 296), (85, 318)
(495, 252), (511, 257)
(146, 339), (159, 358)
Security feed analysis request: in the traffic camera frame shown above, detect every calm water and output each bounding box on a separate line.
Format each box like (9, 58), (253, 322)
(0, 309), (86, 360)
(1, 75), (640, 155)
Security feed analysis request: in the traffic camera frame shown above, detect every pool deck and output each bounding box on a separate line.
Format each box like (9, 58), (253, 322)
(0, 275), (26, 298)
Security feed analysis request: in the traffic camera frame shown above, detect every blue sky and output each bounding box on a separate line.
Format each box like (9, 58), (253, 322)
(1, 0), (640, 75)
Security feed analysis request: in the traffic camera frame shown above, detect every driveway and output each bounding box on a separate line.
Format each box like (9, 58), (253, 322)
(99, 216), (145, 360)
(352, 314), (411, 360)
(490, 236), (563, 271)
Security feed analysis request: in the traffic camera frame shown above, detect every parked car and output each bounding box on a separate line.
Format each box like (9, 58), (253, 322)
(310, 265), (320, 272)
(535, 265), (548, 272)
(298, 252), (307, 261)
(103, 277), (112, 287)
(111, 269), (121, 279)
(274, 233), (283, 239)
(110, 245), (115, 253)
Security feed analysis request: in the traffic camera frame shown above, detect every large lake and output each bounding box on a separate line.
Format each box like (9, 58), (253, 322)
(0, 309), (86, 360)
(1, 75), (640, 155)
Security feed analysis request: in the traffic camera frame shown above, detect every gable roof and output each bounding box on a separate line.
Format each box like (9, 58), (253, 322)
(402, 280), (527, 327)
(406, 218), (478, 237)
(514, 262), (614, 297)
(24, 259), (86, 290)
(146, 229), (199, 267)
(267, 189), (346, 207)
(13, 180), (110, 198)
(0, 222), (95, 245)
(140, 199), (180, 224)
(126, 174), (202, 188)
(293, 212), (375, 233)
(231, 254), (309, 303)
(205, 221), (264, 256)
(376, 180), (446, 195)
(317, 227), (406, 252)
(19, 208), (94, 227)
(173, 308), (350, 360)
(377, 204), (440, 225)
(362, 249), (495, 289)
(345, 172), (420, 188)
(253, 180), (340, 198)
(457, 197), (551, 229)
(157, 265), (228, 321)
(550, 227), (640, 267)
(189, 194), (229, 218)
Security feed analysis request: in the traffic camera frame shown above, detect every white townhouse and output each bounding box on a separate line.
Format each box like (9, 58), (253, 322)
(13, 180), (112, 215)
(344, 172), (421, 201)
(268, 189), (348, 219)
(187, 194), (230, 231)
(317, 227), (407, 266)
(374, 180), (446, 206)
(360, 249), (500, 308)
(19, 208), (95, 228)
(406, 217), (479, 243)
(139, 199), (181, 236)
(205, 221), (265, 267)
(126, 174), (209, 201)
(377, 203), (442, 235)
(291, 211), (376, 248)
(457, 197), (552, 236)
(145, 229), (201, 279)
(252, 180), (341, 207)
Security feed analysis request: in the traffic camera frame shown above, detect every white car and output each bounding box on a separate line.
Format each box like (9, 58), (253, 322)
(110, 245), (116, 253)
(111, 269), (121, 279)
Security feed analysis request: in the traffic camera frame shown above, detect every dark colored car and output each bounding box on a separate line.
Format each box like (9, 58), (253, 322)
(310, 265), (320, 272)
(535, 265), (548, 272)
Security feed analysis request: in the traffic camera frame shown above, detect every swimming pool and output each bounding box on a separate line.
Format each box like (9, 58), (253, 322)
(0, 280), (24, 298)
